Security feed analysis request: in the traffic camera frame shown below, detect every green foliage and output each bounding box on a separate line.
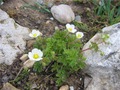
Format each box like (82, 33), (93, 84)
(33, 61), (43, 73)
(13, 68), (30, 83)
(22, 2), (51, 14)
(89, 33), (110, 55)
(33, 30), (86, 86)
(73, 21), (89, 32)
(90, 42), (99, 52)
(73, 0), (83, 3)
(101, 34), (109, 42)
(93, 0), (120, 24)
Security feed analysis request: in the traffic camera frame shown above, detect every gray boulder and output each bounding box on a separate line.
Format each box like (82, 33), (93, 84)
(51, 4), (75, 24)
(0, 9), (30, 65)
(83, 23), (120, 90)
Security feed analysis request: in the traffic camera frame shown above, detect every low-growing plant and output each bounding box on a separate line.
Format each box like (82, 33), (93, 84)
(93, 0), (120, 24)
(28, 24), (86, 86)
(22, 2), (51, 14)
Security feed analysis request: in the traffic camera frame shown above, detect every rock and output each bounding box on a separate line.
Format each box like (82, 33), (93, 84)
(31, 83), (37, 89)
(83, 23), (120, 90)
(23, 60), (35, 68)
(59, 85), (69, 90)
(69, 86), (74, 90)
(20, 54), (28, 62)
(1, 82), (20, 90)
(0, 9), (30, 65)
(1, 75), (9, 83)
(51, 4), (75, 24)
(75, 15), (81, 23)
(0, 9), (9, 21)
(27, 40), (35, 48)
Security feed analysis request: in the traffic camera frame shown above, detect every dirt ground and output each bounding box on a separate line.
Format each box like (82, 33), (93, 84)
(0, 0), (95, 90)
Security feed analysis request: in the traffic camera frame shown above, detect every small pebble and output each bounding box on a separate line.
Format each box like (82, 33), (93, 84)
(50, 17), (54, 20)
(2, 75), (9, 83)
(59, 85), (69, 90)
(75, 15), (81, 23)
(70, 86), (74, 90)
(31, 83), (37, 89)
(80, 78), (82, 81)
(23, 60), (35, 68)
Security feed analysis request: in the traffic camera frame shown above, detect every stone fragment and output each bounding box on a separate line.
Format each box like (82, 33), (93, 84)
(31, 83), (37, 89)
(75, 15), (81, 23)
(83, 23), (120, 90)
(51, 4), (75, 24)
(59, 85), (69, 90)
(20, 54), (28, 62)
(1, 82), (20, 90)
(69, 86), (74, 90)
(23, 60), (35, 68)
(27, 40), (35, 48)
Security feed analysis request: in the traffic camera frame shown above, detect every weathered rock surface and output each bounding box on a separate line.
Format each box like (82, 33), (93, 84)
(0, 9), (30, 65)
(83, 23), (120, 90)
(51, 4), (75, 24)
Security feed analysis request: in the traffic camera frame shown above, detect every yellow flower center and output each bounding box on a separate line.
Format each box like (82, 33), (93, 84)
(33, 53), (39, 59)
(77, 34), (82, 38)
(33, 33), (37, 37)
(68, 28), (72, 32)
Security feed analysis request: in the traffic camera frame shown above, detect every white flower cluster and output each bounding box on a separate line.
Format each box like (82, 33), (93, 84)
(27, 24), (84, 62)
(28, 29), (43, 61)
(66, 23), (84, 39)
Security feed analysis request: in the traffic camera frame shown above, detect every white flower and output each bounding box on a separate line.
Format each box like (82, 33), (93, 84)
(29, 29), (42, 38)
(76, 32), (84, 39)
(28, 48), (43, 61)
(66, 24), (77, 33)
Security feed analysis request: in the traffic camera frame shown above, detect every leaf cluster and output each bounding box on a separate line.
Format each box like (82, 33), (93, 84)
(22, 2), (51, 14)
(33, 30), (86, 85)
(93, 0), (120, 24)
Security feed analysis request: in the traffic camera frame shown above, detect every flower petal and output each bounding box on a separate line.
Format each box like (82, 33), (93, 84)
(28, 52), (34, 60)
(76, 32), (84, 39)
(66, 23), (71, 29)
(71, 29), (77, 33)
(29, 33), (34, 37)
(71, 24), (75, 28)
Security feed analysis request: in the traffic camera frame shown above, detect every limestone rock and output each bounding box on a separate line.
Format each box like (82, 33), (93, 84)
(0, 9), (9, 21)
(0, 9), (30, 65)
(83, 23), (120, 90)
(51, 4), (75, 24)
(1, 82), (20, 90)
(83, 23), (120, 69)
